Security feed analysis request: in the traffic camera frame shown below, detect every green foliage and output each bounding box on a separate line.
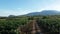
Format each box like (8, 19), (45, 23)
(37, 16), (60, 32)
(0, 15), (60, 34)
(0, 16), (29, 34)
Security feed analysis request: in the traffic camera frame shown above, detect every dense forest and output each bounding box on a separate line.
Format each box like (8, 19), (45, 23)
(0, 15), (60, 34)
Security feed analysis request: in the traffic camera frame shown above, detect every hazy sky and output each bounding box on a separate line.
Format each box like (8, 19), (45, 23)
(0, 0), (60, 16)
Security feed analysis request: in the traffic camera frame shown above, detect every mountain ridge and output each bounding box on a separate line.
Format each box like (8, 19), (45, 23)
(26, 10), (60, 16)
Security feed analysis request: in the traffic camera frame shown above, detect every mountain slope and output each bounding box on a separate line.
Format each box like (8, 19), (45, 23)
(26, 10), (60, 16)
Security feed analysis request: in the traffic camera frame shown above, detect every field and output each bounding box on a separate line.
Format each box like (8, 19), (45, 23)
(0, 15), (60, 34)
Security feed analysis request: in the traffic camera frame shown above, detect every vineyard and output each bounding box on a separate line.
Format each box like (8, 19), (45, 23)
(36, 16), (60, 34)
(0, 15), (60, 34)
(0, 16), (29, 34)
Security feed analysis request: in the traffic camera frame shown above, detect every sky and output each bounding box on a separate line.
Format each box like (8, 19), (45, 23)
(0, 0), (60, 16)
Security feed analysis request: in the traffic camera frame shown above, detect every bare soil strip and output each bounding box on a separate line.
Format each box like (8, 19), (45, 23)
(19, 20), (44, 34)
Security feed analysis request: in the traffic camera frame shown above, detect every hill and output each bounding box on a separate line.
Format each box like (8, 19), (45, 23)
(26, 10), (60, 16)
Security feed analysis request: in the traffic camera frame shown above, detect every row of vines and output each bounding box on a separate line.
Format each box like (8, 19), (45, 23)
(36, 16), (60, 34)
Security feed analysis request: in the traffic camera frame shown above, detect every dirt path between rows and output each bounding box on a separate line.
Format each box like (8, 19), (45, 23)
(19, 20), (44, 34)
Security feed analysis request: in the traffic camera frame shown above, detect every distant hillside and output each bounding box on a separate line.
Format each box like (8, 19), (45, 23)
(26, 10), (60, 16)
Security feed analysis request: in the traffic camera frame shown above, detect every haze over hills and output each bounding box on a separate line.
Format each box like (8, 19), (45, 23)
(5, 10), (60, 17)
(26, 10), (60, 16)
